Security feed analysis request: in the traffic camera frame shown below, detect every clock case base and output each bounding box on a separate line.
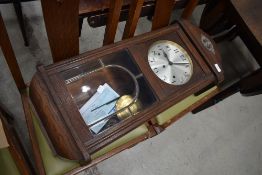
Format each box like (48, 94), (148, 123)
(29, 20), (224, 162)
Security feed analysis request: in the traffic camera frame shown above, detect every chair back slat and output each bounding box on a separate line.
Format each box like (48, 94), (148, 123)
(40, 0), (80, 63)
(181, 0), (199, 19)
(0, 14), (26, 90)
(151, 0), (174, 30)
(39, 0), (200, 60)
(103, 0), (124, 45)
(122, 0), (144, 39)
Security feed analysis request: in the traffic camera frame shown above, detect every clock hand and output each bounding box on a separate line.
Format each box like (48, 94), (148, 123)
(173, 62), (190, 65)
(162, 50), (173, 65)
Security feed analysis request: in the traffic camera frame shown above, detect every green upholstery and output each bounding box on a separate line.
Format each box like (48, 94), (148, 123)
(0, 148), (20, 175)
(156, 86), (217, 125)
(32, 111), (80, 175)
(91, 125), (148, 159)
(31, 105), (149, 175)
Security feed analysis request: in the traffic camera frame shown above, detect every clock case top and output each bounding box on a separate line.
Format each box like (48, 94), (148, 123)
(29, 20), (223, 163)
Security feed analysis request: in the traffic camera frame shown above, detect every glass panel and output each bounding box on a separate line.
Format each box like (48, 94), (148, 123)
(59, 50), (157, 135)
(101, 50), (141, 76)
(137, 77), (157, 109)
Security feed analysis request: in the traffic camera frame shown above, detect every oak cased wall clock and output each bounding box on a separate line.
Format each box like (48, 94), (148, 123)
(30, 20), (224, 162)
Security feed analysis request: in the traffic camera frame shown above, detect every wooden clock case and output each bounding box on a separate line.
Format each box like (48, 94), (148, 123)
(29, 20), (223, 163)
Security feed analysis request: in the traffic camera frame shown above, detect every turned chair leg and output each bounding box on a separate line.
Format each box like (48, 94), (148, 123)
(79, 16), (84, 37)
(13, 0), (29, 46)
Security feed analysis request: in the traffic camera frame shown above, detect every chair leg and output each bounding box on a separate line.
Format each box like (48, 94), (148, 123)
(240, 69), (262, 96)
(13, 0), (29, 46)
(213, 25), (238, 43)
(192, 83), (240, 114)
(79, 16), (84, 37)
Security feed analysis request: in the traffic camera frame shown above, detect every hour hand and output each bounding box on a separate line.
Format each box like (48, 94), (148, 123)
(162, 50), (173, 65)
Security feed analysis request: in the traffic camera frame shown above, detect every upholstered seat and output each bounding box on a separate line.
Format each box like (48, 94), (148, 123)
(91, 124), (148, 159)
(30, 85), (216, 175)
(31, 106), (149, 175)
(31, 111), (80, 175)
(0, 148), (21, 175)
(156, 86), (217, 126)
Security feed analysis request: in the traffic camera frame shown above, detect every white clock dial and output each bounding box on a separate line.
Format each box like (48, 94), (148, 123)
(148, 40), (193, 85)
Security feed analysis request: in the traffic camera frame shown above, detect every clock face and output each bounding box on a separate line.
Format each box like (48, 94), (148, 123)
(148, 40), (193, 85)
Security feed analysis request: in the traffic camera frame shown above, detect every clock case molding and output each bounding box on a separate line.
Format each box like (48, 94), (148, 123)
(29, 20), (224, 163)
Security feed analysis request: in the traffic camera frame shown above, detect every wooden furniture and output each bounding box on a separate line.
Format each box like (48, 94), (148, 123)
(0, 13), (26, 90)
(224, 0), (262, 96)
(1, 12), (84, 175)
(79, 0), (207, 29)
(0, 12), (35, 174)
(2, 1), (224, 174)
(0, 10), (141, 175)
(0, 106), (34, 175)
(30, 20), (223, 162)
(41, 0), (203, 62)
(80, 0), (198, 35)
(0, 0), (35, 46)
(193, 0), (262, 112)
(0, 10), (152, 175)
(201, 0), (262, 66)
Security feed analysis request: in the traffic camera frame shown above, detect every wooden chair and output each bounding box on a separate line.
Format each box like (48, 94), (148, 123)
(192, 0), (262, 112)
(41, 0), (201, 62)
(1, 1), (219, 174)
(78, 0), (208, 33)
(0, 105), (34, 175)
(0, 0), (36, 46)
(1, 11), (152, 175)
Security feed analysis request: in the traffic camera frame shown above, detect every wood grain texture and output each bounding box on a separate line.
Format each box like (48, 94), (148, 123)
(151, 0), (174, 30)
(21, 92), (46, 175)
(40, 0), (206, 62)
(30, 21), (223, 160)
(103, 0), (123, 45)
(181, 0), (199, 19)
(0, 13), (26, 90)
(180, 20), (224, 83)
(40, 0), (80, 62)
(122, 0), (144, 39)
(79, 0), (207, 15)
(229, 0), (262, 66)
(0, 13), (39, 175)
(85, 0), (207, 28)
(200, 0), (228, 34)
(231, 0), (262, 46)
(48, 74), (92, 161)
(30, 73), (88, 161)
